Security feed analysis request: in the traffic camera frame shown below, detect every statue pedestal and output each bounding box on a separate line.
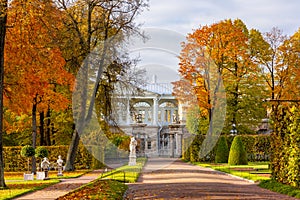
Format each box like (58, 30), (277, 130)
(42, 169), (50, 180)
(57, 166), (63, 176)
(128, 153), (136, 166)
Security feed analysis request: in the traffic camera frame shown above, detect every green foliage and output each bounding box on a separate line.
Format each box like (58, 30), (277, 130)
(20, 145), (35, 158)
(215, 136), (229, 163)
(259, 180), (300, 198)
(186, 105), (209, 134)
(35, 146), (49, 159)
(253, 135), (271, 161)
(189, 135), (205, 162)
(270, 106), (300, 187)
(4, 144), (104, 172)
(228, 136), (248, 165)
(184, 135), (270, 163)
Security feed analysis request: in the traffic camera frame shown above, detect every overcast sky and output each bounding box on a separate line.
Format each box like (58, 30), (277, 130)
(137, 0), (300, 35)
(130, 0), (300, 83)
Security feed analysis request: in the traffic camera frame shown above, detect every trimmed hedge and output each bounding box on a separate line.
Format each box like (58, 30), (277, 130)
(183, 134), (270, 163)
(215, 136), (229, 163)
(228, 136), (248, 165)
(3, 144), (106, 172)
(271, 106), (300, 188)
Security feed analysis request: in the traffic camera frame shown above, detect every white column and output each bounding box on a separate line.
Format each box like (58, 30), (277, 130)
(152, 97), (158, 125)
(126, 98), (130, 124)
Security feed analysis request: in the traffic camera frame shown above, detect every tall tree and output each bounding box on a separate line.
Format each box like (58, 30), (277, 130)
(174, 19), (267, 133)
(0, 0), (7, 188)
(56, 0), (148, 171)
(5, 0), (74, 173)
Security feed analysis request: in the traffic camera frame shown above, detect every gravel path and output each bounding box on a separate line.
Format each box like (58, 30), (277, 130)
(125, 158), (297, 200)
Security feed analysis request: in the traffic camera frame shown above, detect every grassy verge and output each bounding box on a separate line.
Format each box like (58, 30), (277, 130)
(4, 170), (89, 180)
(0, 170), (89, 199)
(0, 179), (59, 200)
(194, 162), (271, 182)
(58, 157), (147, 200)
(101, 158), (147, 183)
(259, 180), (300, 199)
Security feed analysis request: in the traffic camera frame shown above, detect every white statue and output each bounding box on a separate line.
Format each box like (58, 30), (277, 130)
(40, 157), (50, 180)
(130, 136), (137, 155)
(57, 155), (63, 167)
(57, 155), (64, 176)
(129, 136), (137, 166)
(41, 157), (50, 171)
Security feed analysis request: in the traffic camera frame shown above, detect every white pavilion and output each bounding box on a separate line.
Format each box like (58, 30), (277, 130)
(113, 75), (188, 158)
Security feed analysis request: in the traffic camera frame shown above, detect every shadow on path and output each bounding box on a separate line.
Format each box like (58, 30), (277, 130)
(125, 158), (296, 200)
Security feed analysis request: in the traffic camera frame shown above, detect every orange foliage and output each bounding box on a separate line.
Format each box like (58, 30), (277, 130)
(4, 1), (74, 117)
(174, 19), (256, 113)
(274, 28), (300, 101)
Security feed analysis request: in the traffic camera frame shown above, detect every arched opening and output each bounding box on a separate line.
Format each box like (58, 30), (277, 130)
(158, 101), (178, 124)
(133, 101), (152, 124)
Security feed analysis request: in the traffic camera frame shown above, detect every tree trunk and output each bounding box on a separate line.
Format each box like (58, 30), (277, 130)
(32, 100), (37, 174)
(64, 129), (80, 171)
(46, 108), (51, 145)
(51, 123), (56, 145)
(39, 111), (45, 146)
(0, 0), (7, 188)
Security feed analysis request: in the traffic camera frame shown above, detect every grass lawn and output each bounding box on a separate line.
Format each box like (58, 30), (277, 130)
(58, 157), (147, 199)
(0, 179), (60, 200)
(100, 158), (147, 183)
(4, 170), (90, 180)
(0, 170), (89, 200)
(194, 161), (271, 182)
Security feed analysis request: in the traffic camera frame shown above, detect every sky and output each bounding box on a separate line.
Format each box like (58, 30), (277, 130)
(129, 0), (300, 83)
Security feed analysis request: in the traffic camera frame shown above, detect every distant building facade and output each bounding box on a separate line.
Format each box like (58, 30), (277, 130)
(113, 78), (188, 157)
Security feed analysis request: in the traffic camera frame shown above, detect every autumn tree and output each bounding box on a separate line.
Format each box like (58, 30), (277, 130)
(265, 29), (300, 183)
(0, 0), (7, 188)
(174, 19), (267, 134)
(4, 0), (74, 173)
(55, 0), (148, 171)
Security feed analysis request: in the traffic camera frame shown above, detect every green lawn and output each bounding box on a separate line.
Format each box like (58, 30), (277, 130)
(4, 170), (89, 180)
(101, 158), (147, 183)
(194, 162), (271, 182)
(0, 179), (60, 200)
(0, 170), (89, 200)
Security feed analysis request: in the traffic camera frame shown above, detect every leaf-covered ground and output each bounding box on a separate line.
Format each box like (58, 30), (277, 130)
(57, 179), (127, 200)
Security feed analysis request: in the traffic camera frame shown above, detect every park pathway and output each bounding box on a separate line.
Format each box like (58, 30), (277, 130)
(13, 170), (102, 200)
(125, 158), (297, 200)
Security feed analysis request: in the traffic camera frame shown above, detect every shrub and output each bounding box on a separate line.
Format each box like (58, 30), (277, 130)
(35, 146), (49, 159)
(20, 145), (35, 158)
(20, 145), (35, 172)
(215, 136), (229, 163)
(228, 136), (248, 165)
